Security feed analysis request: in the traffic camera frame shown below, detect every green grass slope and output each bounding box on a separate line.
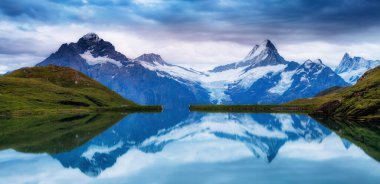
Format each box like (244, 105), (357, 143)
(0, 65), (139, 115)
(289, 66), (380, 120)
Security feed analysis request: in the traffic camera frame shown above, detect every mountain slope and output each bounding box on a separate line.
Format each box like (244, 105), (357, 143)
(277, 59), (348, 102)
(0, 65), (137, 114)
(335, 53), (380, 84)
(289, 65), (380, 119)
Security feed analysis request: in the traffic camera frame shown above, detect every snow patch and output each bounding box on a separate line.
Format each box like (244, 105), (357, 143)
(338, 68), (368, 84)
(81, 141), (124, 161)
(237, 64), (287, 88)
(244, 44), (267, 61)
(80, 50), (123, 67)
(82, 33), (100, 42)
(268, 70), (296, 95)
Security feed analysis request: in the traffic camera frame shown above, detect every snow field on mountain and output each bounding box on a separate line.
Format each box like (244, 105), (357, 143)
(138, 58), (289, 103)
(80, 50), (123, 67)
(268, 70), (297, 95)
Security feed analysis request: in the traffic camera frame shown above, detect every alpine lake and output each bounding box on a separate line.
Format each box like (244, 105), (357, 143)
(0, 110), (379, 184)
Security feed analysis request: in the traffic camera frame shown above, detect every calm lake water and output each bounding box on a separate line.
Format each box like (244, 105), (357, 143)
(0, 111), (379, 184)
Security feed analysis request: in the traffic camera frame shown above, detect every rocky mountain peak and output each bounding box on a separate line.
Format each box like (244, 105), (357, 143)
(262, 39), (276, 49)
(136, 53), (167, 65)
(81, 32), (100, 42)
(343, 53), (351, 60)
(302, 59), (326, 70)
(335, 53), (380, 84)
(77, 32), (107, 52)
(210, 39), (287, 72)
(244, 39), (277, 61)
(315, 59), (323, 65)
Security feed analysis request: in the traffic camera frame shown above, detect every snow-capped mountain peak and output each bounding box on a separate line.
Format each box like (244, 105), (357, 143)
(342, 52), (351, 60)
(135, 53), (168, 65)
(80, 32), (101, 43)
(303, 59), (324, 67)
(77, 33), (106, 52)
(335, 53), (354, 73)
(243, 39), (277, 61)
(37, 33), (131, 70)
(211, 39), (287, 72)
(314, 59), (324, 65)
(335, 53), (380, 84)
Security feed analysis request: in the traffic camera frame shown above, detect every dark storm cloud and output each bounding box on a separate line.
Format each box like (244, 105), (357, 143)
(0, 37), (41, 55)
(0, 0), (61, 22)
(0, 0), (380, 44)
(129, 0), (380, 44)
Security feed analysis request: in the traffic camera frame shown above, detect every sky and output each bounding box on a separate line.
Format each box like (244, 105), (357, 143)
(1, 0), (380, 73)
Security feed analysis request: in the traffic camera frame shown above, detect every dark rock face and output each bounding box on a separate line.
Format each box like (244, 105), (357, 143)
(135, 53), (168, 65)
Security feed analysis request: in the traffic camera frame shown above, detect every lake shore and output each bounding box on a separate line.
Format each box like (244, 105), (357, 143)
(189, 104), (314, 113)
(0, 105), (163, 117)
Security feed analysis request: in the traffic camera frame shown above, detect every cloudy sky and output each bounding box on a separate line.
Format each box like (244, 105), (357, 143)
(1, 0), (380, 73)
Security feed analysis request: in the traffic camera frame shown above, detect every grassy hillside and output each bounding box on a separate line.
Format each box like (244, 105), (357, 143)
(0, 65), (160, 115)
(289, 66), (380, 120)
(315, 86), (345, 97)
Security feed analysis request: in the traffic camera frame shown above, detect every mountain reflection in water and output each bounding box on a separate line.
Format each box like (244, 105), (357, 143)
(0, 111), (379, 184)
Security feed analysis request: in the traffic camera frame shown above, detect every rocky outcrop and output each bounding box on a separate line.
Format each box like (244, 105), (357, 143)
(311, 100), (342, 116)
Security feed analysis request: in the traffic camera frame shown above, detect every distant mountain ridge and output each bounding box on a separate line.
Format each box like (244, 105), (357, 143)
(37, 33), (354, 107)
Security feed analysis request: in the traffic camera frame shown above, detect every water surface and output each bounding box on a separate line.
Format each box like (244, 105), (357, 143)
(0, 111), (379, 184)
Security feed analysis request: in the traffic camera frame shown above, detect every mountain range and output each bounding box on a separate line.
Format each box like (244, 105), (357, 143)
(36, 33), (378, 108)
